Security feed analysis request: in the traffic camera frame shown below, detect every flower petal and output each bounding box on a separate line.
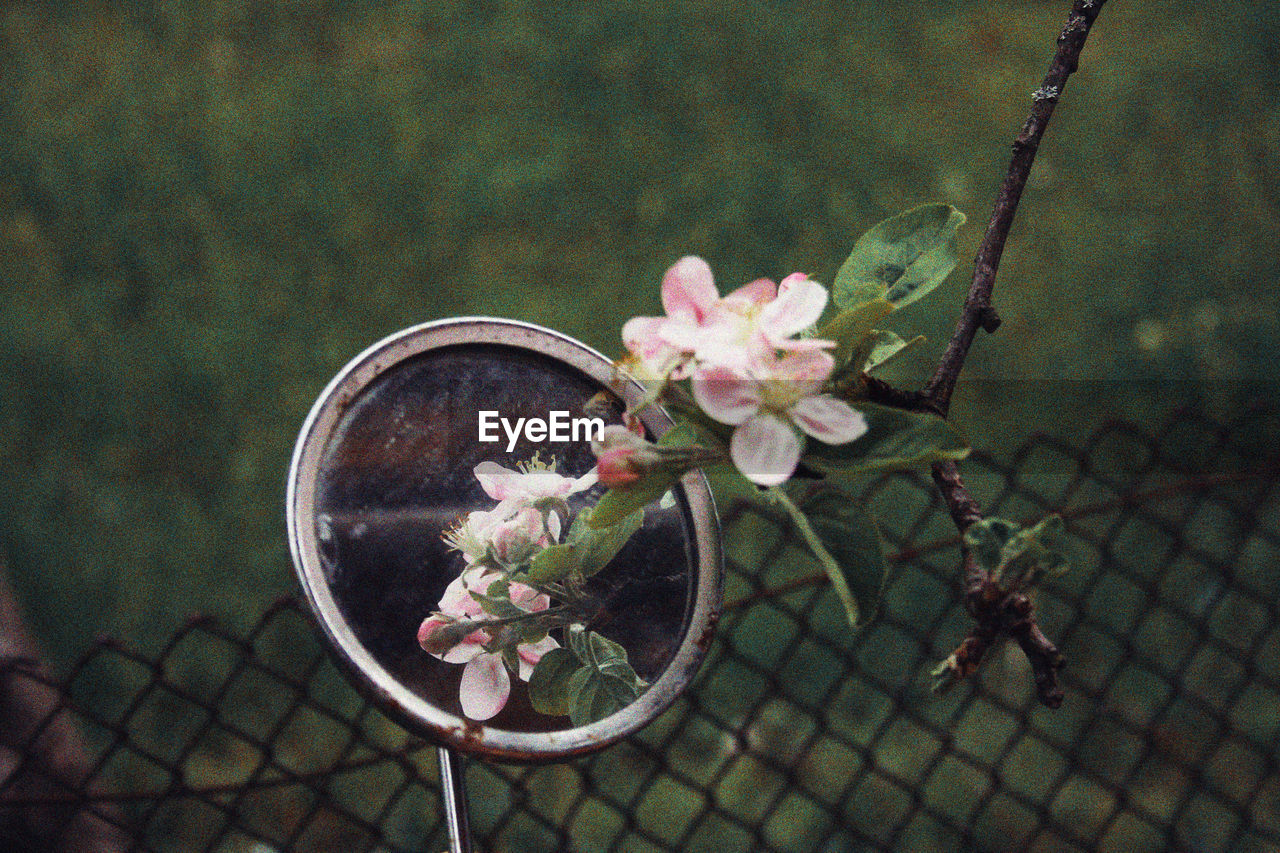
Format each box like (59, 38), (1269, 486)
(459, 653), (511, 721)
(691, 367), (762, 426)
(773, 349), (836, 384)
(517, 636), (561, 681)
(654, 317), (707, 352)
(438, 573), (487, 617)
(790, 396), (869, 445)
(661, 256), (718, 323)
(508, 582), (550, 612)
(442, 635), (488, 664)
(759, 273), (828, 340)
(621, 315), (671, 361)
(473, 461), (520, 500)
(725, 277), (777, 307)
(730, 414), (802, 486)
(775, 335), (836, 353)
(570, 468), (598, 494)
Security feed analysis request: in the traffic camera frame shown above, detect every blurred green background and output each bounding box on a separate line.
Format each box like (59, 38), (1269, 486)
(1, 0), (1278, 681)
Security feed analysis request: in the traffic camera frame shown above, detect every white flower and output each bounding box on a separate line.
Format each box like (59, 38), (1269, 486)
(417, 569), (559, 721)
(442, 510), (504, 563)
(473, 459), (596, 505)
(622, 256), (834, 378)
(444, 460), (597, 565)
(691, 349), (868, 486)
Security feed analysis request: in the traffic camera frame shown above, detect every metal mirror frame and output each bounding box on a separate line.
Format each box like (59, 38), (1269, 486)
(286, 317), (722, 761)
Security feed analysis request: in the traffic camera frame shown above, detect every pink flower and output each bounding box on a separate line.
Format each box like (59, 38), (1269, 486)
(473, 460), (597, 504)
(444, 461), (596, 563)
(689, 272), (834, 372)
(417, 569), (560, 721)
(622, 257), (834, 377)
(490, 507), (551, 564)
(691, 349), (868, 486)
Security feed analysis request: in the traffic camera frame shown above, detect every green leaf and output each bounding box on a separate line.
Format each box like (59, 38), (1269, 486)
(566, 668), (641, 727)
(818, 298), (894, 367)
(589, 475), (674, 527)
(570, 671), (629, 722)
(468, 590), (525, 620)
(565, 623), (627, 666)
(584, 629), (629, 667)
(563, 624), (645, 686)
(519, 624), (548, 645)
(964, 517), (1020, 573)
(772, 485), (888, 628)
(527, 505), (644, 583)
(966, 515), (1070, 588)
(578, 507), (644, 577)
(833, 204), (966, 309)
(597, 654), (640, 682)
(802, 402), (969, 480)
(527, 647), (584, 717)
(484, 577), (511, 600)
(863, 331), (925, 373)
(523, 543), (575, 585)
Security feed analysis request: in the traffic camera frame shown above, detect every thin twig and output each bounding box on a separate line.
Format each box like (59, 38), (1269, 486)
(924, 0), (1109, 416)
(911, 0), (1109, 707)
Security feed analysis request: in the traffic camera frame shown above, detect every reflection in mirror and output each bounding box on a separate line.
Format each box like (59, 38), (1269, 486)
(312, 343), (699, 733)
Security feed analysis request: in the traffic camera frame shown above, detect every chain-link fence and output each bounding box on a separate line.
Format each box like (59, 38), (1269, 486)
(2, 407), (1279, 852)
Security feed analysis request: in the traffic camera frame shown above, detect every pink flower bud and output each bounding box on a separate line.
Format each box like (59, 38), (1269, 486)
(418, 615), (475, 655)
(596, 446), (642, 488)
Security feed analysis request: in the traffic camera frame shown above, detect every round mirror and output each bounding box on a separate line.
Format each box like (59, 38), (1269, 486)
(287, 318), (721, 761)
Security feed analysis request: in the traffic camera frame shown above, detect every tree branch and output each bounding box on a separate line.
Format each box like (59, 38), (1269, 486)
(883, 0), (1107, 706)
(924, 0), (1109, 416)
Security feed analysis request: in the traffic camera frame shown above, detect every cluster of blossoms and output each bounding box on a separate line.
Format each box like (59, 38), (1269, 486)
(620, 257), (869, 486)
(417, 460), (595, 721)
(417, 208), (980, 722)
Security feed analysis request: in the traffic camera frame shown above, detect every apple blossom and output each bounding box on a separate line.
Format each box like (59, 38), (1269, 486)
(682, 272), (835, 372)
(417, 568), (559, 721)
(444, 459), (597, 566)
(622, 256), (836, 378)
(692, 349), (868, 486)
(473, 459), (597, 505)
